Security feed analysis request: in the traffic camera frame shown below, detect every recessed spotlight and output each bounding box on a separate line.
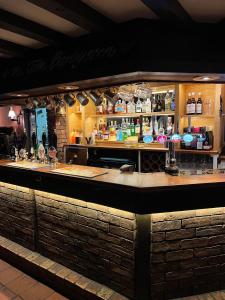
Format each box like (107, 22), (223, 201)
(8, 93), (29, 97)
(193, 75), (219, 82)
(58, 85), (79, 91)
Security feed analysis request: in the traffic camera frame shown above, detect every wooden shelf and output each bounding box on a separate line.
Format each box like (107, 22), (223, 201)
(91, 111), (175, 118)
(181, 114), (214, 118)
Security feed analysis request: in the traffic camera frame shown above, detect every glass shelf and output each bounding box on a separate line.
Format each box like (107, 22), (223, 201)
(91, 111), (175, 118)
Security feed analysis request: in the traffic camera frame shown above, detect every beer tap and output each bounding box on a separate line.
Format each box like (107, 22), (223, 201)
(165, 140), (179, 176)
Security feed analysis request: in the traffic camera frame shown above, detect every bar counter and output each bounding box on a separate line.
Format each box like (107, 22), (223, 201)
(0, 160), (224, 213)
(1, 160), (225, 300)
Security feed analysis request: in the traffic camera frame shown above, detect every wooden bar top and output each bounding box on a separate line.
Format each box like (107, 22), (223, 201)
(0, 160), (224, 213)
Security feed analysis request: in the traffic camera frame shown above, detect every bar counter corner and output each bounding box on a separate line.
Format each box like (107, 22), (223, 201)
(1, 161), (225, 299)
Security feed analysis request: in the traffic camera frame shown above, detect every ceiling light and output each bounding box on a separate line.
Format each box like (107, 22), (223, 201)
(8, 106), (17, 120)
(8, 93), (29, 97)
(76, 92), (89, 106)
(64, 93), (76, 107)
(193, 75), (219, 81)
(88, 91), (103, 106)
(58, 85), (79, 91)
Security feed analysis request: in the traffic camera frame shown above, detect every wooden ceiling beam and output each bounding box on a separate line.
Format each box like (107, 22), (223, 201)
(141, 0), (193, 22)
(0, 39), (33, 57)
(0, 8), (71, 46)
(26, 0), (114, 32)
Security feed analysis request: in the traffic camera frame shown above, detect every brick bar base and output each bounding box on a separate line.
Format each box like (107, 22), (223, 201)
(0, 235), (128, 300)
(2, 180), (225, 299)
(151, 208), (225, 299)
(35, 190), (136, 299)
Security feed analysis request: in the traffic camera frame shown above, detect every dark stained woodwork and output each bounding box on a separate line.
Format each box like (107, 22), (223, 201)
(0, 8), (71, 46)
(0, 39), (32, 57)
(141, 0), (192, 22)
(1, 161), (225, 213)
(26, 0), (114, 32)
(1, 20), (225, 95)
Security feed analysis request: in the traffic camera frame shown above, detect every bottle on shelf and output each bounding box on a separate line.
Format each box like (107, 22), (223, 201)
(170, 92), (175, 111)
(96, 103), (103, 114)
(196, 92), (203, 114)
(190, 92), (196, 114)
(149, 119), (153, 136)
(154, 118), (159, 135)
(167, 117), (173, 135)
(135, 118), (140, 136)
(126, 118), (131, 136)
(70, 129), (76, 144)
(203, 127), (213, 150)
(130, 119), (135, 136)
(152, 95), (157, 112)
(186, 93), (192, 115)
(145, 97), (152, 113)
(157, 97), (162, 112)
(121, 99), (127, 113)
(142, 99), (146, 113)
(158, 121), (165, 135)
(164, 91), (171, 111)
(107, 100), (114, 114)
(135, 98), (142, 113)
(127, 100), (135, 114)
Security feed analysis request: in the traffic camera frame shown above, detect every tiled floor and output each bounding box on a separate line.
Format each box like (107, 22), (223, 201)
(0, 259), (68, 300)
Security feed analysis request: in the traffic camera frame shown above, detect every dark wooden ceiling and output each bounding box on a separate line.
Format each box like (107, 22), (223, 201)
(0, 0), (224, 59)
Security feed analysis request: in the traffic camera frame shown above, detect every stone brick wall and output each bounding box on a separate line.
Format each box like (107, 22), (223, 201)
(35, 190), (136, 299)
(0, 182), (35, 250)
(151, 208), (225, 300)
(55, 112), (67, 161)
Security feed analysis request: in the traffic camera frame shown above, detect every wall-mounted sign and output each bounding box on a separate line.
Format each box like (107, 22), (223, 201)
(157, 135), (167, 144)
(143, 135), (153, 144)
(183, 134), (193, 143)
(171, 134), (181, 143)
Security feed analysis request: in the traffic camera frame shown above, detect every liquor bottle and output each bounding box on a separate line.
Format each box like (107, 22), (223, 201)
(161, 94), (165, 111)
(165, 91), (171, 111)
(196, 92), (203, 114)
(167, 117), (173, 135)
(158, 122), (165, 135)
(190, 92), (196, 114)
(203, 130), (213, 150)
(135, 98), (142, 113)
(186, 93), (192, 115)
(97, 103), (103, 114)
(170, 92), (175, 111)
(135, 119), (140, 135)
(151, 95), (157, 112)
(157, 97), (162, 112)
(154, 119), (159, 135)
(130, 119), (135, 136)
(149, 120), (153, 136)
(70, 129), (76, 144)
(114, 100), (119, 113)
(142, 99), (146, 113)
(121, 99), (127, 113)
(126, 119), (131, 136)
(127, 100), (135, 113)
(145, 97), (152, 113)
(107, 101), (114, 114)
